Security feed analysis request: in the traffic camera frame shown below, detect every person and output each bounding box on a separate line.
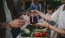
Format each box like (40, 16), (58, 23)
(46, 4), (56, 26)
(46, 4), (56, 38)
(32, 0), (65, 38)
(29, 0), (44, 12)
(0, 0), (25, 38)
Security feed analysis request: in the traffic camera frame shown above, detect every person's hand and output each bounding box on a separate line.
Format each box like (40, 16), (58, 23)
(9, 19), (25, 28)
(32, 10), (43, 16)
(36, 21), (50, 28)
(23, 15), (30, 24)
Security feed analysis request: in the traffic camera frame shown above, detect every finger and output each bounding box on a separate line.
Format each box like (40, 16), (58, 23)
(18, 22), (25, 25)
(21, 20), (25, 22)
(19, 20), (25, 23)
(18, 24), (23, 28)
(19, 21), (25, 25)
(34, 10), (39, 13)
(35, 23), (42, 26)
(14, 25), (19, 28)
(18, 23), (25, 28)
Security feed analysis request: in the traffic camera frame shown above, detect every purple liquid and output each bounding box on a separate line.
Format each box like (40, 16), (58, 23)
(30, 16), (38, 24)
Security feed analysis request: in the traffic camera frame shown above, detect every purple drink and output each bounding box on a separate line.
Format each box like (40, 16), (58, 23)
(30, 15), (38, 24)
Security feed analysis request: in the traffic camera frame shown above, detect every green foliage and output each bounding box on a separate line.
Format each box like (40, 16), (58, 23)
(46, 0), (62, 5)
(46, 0), (62, 8)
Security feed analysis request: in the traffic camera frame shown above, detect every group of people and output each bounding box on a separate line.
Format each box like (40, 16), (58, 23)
(0, 0), (65, 38)
(32, 0), (65, 38)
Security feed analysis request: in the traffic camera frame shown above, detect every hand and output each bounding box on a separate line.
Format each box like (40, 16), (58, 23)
(9, 19), (25, 28)
(32, 10), (43, 16)
(36, 21), (50, 28)
(23, 15), (30, 24)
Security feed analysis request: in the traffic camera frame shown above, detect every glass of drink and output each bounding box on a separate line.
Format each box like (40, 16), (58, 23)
(30, 15), (38, 24)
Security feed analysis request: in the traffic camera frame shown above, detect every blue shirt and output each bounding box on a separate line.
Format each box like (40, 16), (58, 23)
(30, 2), (44, 13)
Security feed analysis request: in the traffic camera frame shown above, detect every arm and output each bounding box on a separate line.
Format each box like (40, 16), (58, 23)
(40, 13), (52, 21)
(0, 19), (25, 28)
(35, 8), (60, 21)
(0, 22), (10, 28)
(48, 25), (65, 34)
(34, 4), (63, 21)
(34, 11), (52, 21)
(36, 21), (65, 35)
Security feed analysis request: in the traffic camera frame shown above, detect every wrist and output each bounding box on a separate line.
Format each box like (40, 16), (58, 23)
(46, 24), (50, 28)
(8, 22), (12, 28)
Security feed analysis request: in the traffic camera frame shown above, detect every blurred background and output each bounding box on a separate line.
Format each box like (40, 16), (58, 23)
(13, 0), (62, 14)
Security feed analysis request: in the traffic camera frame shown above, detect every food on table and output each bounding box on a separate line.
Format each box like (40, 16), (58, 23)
(23, 29), (30, 34)
(33, 28), (49, 37)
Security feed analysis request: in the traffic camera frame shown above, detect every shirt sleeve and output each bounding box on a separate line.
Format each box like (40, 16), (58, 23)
(51, 5), (64, 22)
